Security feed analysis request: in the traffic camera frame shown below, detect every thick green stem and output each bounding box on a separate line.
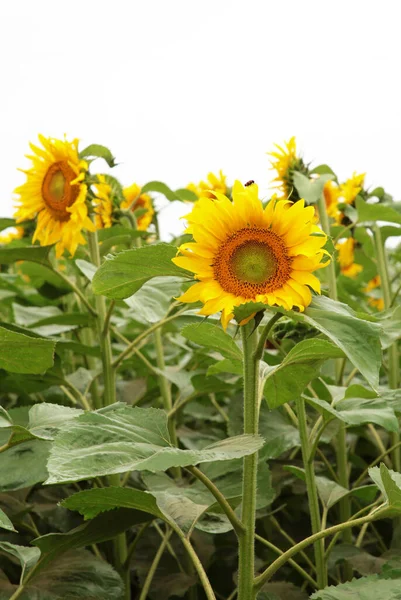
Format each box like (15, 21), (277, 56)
(238, 322), (259, 600)
(318, 192), (352, 578)
(374, 225), (400, 471)
(295, 396), (327, 589)
(87, 230), (128, 597)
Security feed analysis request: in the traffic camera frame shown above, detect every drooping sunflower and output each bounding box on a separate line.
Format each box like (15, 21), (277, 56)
(268, 137), (309, 201)
(173, 181), (329, 329)
(121, 183), (154, 231)
(14, 135), (94, 257)
(92, 175), (113, 229)
(0, 227), (24, 245)
(336, 237), (363, 278)
(187, 170), (227, 199)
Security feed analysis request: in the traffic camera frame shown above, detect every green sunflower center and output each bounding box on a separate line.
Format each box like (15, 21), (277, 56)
(48, 170), (66, 202)
(230, 241), (277, 284)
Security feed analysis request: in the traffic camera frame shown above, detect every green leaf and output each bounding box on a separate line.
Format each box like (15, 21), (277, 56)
(0, 218), (16, 232)
(315, 476), (349, 509)
(0, 245), (53, 266)
(0, 508), (16, 532)
(263, 340), (342, 409)
(0, 326), (55, 373)
(300, 296), (382, 390)
(310, 575), (401, 600)
(92, 243), (190, 299)
(233, 302), (269, 323)
(141, 180), (197, 202)
(79, 143), (116, 167)
(369, 464), (401, 513)
(0, 542), (40, 583)
(336, 397), (399, 432)
(45, 406), (264, 484)
(62, 487), (163, 521)
(309, 164), (337, 177)
(181, 322), (242, 360)
(0, 440), (50, 491)
(356, 197), (401, 225)
(75, 259), (97, 281)
(125, 276), (184, 324)
(292, 172), (334, 204)
(207, 358), (243, 376)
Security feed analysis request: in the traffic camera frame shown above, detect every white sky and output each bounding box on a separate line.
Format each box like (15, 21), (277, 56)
(1, 0), (400, 240)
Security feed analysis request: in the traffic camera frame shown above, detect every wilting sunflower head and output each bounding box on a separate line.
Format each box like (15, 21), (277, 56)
(338, 172), (365, 206)
(92, 175), (113, 229)
(268, 137), (309, 202)
(121, 183), (154, 231)
(187, 170), (227, 199)
(336, 237), (363, 278)
(173, 181), (329, 329)
(0, 226), (24, 245)
(14, 135), (95, 258)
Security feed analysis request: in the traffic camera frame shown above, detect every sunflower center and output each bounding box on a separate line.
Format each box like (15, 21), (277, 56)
(42, 161), (80, 221)
(230, 242), (277, 284)
(213, 227), (293, 298)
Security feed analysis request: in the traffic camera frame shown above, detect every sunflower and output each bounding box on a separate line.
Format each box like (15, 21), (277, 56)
(92, 175), (113, 229)
(173, 181), (328, 329)
(268, 137), (309, 201)
(14, 135), (94, 257)
(364, 276), (384, 310)
(121, 183), (154, 231)
(338, 172), (365, 205)
(0, 227), (24, 245)
(336, 238), (363, 278)
(187, 170), (227, 199)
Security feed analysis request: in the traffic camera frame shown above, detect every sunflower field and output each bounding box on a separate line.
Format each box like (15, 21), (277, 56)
(0, 135), (401, 600)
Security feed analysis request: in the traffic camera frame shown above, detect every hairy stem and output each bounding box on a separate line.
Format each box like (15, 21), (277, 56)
(237, 322), (259, 600)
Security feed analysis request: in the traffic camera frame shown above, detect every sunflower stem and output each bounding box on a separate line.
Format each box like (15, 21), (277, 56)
(295, 396), (327, 588)
(317, 191), (352, 581)
(238, 321), (259, 600)
(87, 229), (129, 596)
(253, 312), (282, 361)
(373, 224), (400, 471)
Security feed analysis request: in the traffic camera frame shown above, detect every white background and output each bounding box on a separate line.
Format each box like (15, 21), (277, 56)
(1, 0), (400, 240)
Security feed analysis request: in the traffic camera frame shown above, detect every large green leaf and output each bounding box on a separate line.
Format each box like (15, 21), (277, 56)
(310, 575), (401, 600)
(46, 406), (264, 484)
(336, 397), (399, 432)
(141, 180), (197, 202)
(0, 245), (53, 266)
(369, 464), (401, 514)
(292, 172), (334, 204)
(181, 322), (243, 361)
(300, 296), (382, 390)
(263, 339), (343, 409)
(0, 218), (16, 232)
(0, 550), (124, 600)
(356, 197), (401, 225)
(92, 243), (191, 299)
(0, 326), (55, 374)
